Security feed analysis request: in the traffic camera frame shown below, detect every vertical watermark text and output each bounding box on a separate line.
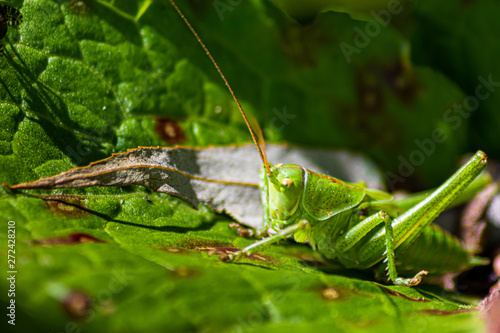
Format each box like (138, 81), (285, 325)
(6, 220), (16, 326)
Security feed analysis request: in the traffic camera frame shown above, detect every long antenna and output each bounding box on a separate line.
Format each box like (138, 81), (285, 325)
(168, 0), (271, 175)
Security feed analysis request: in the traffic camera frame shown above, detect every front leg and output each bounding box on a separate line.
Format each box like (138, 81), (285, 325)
(229, 223), (269, 238)
(222, 220), (310, 262)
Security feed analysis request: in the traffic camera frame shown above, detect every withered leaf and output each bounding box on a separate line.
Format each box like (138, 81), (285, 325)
(7, 144), (384, 228)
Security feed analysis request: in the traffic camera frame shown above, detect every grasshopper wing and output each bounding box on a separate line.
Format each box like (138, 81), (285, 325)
(302, 170), (366, 221)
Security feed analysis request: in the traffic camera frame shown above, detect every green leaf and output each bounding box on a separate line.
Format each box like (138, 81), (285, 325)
(0, 1), (489, 332)
(410, 0), (500, 168)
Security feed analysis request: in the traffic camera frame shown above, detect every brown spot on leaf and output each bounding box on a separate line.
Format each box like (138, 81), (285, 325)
(383, 60), (419, 105)
(280, 23), (334, 68)
(421, 308), (476, 316)
(35, 233), (106, 246)
(355, 58), (418, 115)
(182, 239), (228, 249)
(342, 58), (420, 153)
(171, 265), (199, 278)
(182, 239), (275, 263)
(155, 118), (186, 144)
(199, 245), (271, 261)
(322, 287), (340, 300)
(68, 0), (93, 15)
(62, 290), (92, 320)
(380, 286), (429, 302)
(161, 246), (189, 254)
(45, 197), (89, 218)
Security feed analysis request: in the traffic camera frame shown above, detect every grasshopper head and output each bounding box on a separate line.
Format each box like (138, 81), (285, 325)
(267, 164), (305, 222)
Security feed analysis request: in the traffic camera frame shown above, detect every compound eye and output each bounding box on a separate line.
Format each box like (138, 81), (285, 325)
(282, 178), (293, 188)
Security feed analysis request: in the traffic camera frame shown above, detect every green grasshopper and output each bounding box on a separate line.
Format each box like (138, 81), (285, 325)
(169, 0), (490, 286)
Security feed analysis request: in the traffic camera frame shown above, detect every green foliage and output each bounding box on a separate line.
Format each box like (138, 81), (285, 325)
(0, 0), (496, 331)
